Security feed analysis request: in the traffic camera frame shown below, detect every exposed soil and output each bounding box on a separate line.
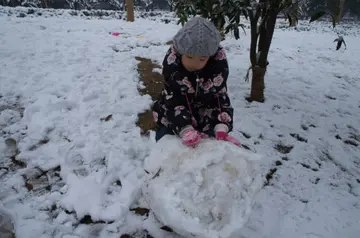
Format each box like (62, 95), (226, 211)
(135, 56), (164, 135)
(274, 143), (294, 154)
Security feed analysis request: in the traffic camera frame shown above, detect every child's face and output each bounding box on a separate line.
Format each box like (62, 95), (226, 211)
(181, 55), (209, 71)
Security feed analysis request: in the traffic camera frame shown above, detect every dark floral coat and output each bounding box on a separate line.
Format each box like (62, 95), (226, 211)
(151, 45), (234, 137)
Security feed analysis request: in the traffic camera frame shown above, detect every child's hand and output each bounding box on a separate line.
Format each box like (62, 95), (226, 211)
(180, 126), (201, 147)
(215, 131), (241, 147)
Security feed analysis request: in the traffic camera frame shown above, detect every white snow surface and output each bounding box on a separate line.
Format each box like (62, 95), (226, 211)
(0, 6), (360, 238)
(143, 135), (264, 238)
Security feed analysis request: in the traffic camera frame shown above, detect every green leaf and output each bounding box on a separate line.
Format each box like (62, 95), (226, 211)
(173, 0), (247, 41)
(279, 0), (293, 12)
(234, 27), (240, 40)
(309, 11), (326, 23)
(239, 24), (246, 35)
(336, 40), (343, 50)
(5, 138), (17, 147)
(224, 24), (232, 34)
(242, 9), (248, 19)
(334, 36), (346, 50)
(225, 22), (237, 35)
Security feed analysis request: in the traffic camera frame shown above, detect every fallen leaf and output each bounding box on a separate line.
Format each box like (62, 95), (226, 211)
(160, 226), (173, 232)
(5, 138), (17, 146)
(309, 11), (326, 23)
(130, 207), (150, 216)
(101, 114), (113, 121)
(25, 181), (33, 191)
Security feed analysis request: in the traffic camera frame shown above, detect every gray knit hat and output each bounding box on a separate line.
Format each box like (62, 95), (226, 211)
(173, 16), (221, 56)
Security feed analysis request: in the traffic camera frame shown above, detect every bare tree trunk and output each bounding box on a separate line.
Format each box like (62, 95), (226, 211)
(126, 0), (134, 22)
(290, 0), (298, 27)
(249, 66), (266, 102)
(337, 0), (345, 23)
(40, 0), (47, 8)
(247, 2), (279, 103)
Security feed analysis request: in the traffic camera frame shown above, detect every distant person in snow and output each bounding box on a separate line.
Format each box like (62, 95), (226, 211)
(151, 16), (241, 148)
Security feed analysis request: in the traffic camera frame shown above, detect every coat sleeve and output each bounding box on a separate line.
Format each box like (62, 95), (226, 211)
(209, 48), (234, 133)
(161, 47), (187, 107)
(157, 47), (194, 134)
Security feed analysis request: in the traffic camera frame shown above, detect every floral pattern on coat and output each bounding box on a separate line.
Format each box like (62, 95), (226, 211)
(151, 45), (234, 137)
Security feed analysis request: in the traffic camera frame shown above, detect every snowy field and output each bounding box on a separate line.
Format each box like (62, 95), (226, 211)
(1, 6), (360, 238)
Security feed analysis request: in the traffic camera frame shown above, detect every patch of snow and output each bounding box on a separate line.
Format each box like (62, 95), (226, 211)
(0, 5), (359, 238)
(143, 135), (265, 238)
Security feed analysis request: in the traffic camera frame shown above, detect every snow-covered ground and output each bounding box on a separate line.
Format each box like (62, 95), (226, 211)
(1, 6), (360, 238)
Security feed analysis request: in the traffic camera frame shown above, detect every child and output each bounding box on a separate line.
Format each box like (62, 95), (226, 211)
(151, 16), (241, 148)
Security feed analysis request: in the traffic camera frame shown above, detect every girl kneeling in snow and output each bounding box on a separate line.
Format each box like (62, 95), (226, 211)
(151, 17), (241, 148)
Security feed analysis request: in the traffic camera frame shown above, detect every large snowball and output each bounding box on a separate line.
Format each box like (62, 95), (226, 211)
(142, 135), (264, 238)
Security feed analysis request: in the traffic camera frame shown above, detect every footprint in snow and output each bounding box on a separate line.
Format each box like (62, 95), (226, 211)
(290, 133), (308, 143)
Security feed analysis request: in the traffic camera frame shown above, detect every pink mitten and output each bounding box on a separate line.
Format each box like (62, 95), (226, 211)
(180, 126), (201, 147)
(215, 131), (241, 147)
